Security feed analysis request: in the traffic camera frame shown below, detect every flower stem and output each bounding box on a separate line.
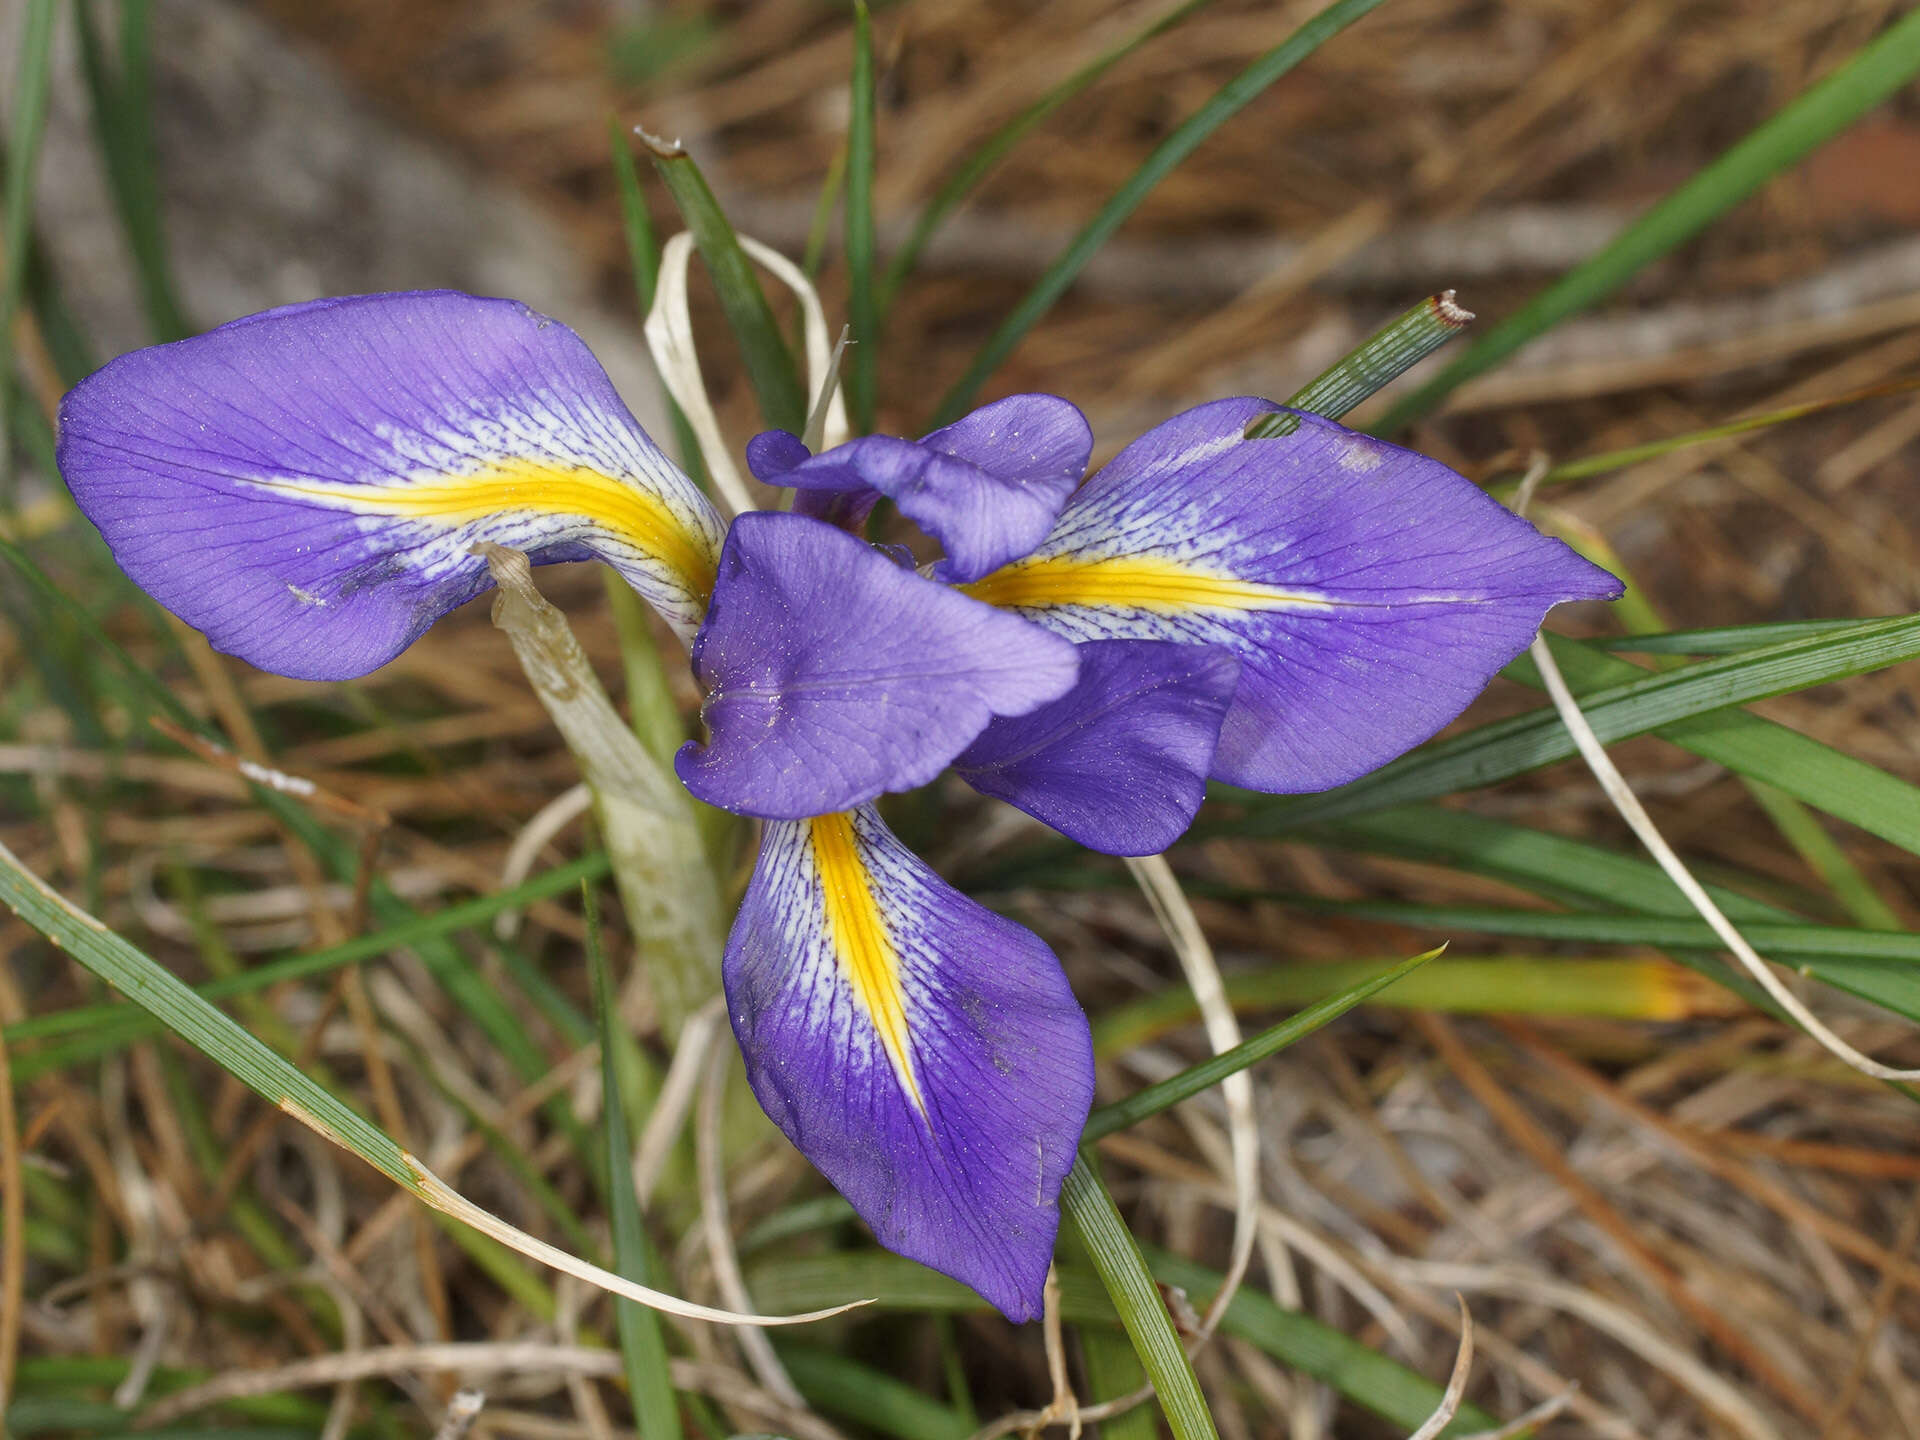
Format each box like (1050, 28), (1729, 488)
(485, 547), (727, 1036)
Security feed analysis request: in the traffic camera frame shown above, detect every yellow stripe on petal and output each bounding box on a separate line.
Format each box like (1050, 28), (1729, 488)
(257, 458), (719, 601)
(960, 554), (1331, 615)
(809, 812), (927, 1118)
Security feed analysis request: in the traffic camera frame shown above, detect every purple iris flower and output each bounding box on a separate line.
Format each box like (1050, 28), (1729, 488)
(55, 289), (1620, 1322)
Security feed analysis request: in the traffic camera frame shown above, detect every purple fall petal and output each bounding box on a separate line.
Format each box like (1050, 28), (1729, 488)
(674, 512), (1079, 819)
(57, 290), (723, 680)
(725, 805), (1093, 1321)
(967, 399), (1622, 793)
(957, 639), (1240, 855)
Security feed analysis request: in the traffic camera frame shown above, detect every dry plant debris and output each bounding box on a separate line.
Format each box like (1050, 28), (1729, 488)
(5, 0), (1920, 1436)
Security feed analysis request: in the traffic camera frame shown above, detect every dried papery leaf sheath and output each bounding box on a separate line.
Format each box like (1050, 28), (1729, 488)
(485, 545), (725, 1033)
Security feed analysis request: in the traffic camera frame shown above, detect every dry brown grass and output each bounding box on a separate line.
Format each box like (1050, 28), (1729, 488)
(8, 0), (1920, 1435)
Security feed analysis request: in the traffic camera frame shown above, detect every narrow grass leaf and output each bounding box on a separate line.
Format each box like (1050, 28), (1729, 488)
(845, 2), (879, 433)
(1375, 7), (1920, 429)
(1084, 948), (1437, 1141)
(1286, 804), (1792, 922)
(878, 0), (1218, 316)
(1274, 292), (1472, 424)
(0, 0), (58, 391)
(0, 837), (863, 1326)
(929, 0), (1390, 427)
(5, 851), (610, 1052)
(1593, 618), (1896, 656)
(644, 132), (808, 432)
(1197, 894), (1920, 1025)
(1746, 779), (1903, 930)
(1092, 955), (1724, 1054)
(1062, 1155), (1218, 1440)
(1537, 635), (1920, 861)
(1488, 375), (1920, 496)
(747, 1251), (1498, 1434)
(775, 1345), (973, 1440)
(1247, 617), (1920, 831)
(1079, 1327), (1156, 1440)
(587, 886), (683, 1440)
(610, 119), (708, 484)
(74, 0), (191, 342)
(1144, 1248), (1493, 1435)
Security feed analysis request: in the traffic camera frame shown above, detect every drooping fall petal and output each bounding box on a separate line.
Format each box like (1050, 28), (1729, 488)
(724, 805), (1094, 1321)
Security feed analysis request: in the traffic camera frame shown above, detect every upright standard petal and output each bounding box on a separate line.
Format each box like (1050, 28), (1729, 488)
(961, 399), (1622, 793)
(725, 805), (1093, 1321)
(743, 394), (1091, 581)
(58, 291), (725, 680)
(676, 512), (1078, 819)
(956, 639), (1240, 856)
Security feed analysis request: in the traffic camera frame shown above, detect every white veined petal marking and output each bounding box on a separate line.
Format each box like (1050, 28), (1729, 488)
(248, 458), (722, 607)
(807, 812), (929, 1121)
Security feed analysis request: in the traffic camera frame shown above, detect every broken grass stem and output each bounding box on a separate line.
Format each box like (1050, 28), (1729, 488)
(1252, 291), (1475, 435)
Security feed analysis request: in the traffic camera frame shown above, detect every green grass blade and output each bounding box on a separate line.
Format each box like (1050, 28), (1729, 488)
(775, 1345), (972, 1440)
(928, 0), (1390, 427)
(1083, 948), (1437, 1141)
(645, 134), (808, 433)
(0, 0), (58, 394)
(1079, 1327), (1156, 1440)
(1145, 1247), (1491, 1435)
(0, 837), (417, 1189)
(1062, 1155), (1218, 1440)
(1487, 376), (1920, 497)
(1231, 899), (1920, 966)
(747, 1251), (1498, 1434)
(1253, 616), (1920, 831)
(74, 0), (191, 342)
(1278, 292), (1472, 423)
(1092, 955), (1715, 1053)
(587, 887), (682, 1440)
(1192, 894), (1920, 1024)
(802, 138), (848, 279)
(845, 2), (879, 434)
(878, 0), (1218, 316)
(1593, 618), (1896, 656)
(1374, 7), (1920, 430)
(6, 850), (610, 1051)
(610, 120), (708, 484)
(1538, 635), (1920, 860)
(1746, 779), (1902, 930)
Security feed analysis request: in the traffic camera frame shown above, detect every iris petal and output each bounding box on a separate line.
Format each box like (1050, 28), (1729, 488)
(676, 511), (1079, 819)
(57, 290), (725, 679)
(744, 394), (1092, 581)
(957, 639), (1239, 855)
(962, 398), (1622, 792)
(725, 805), (1093, 1321)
